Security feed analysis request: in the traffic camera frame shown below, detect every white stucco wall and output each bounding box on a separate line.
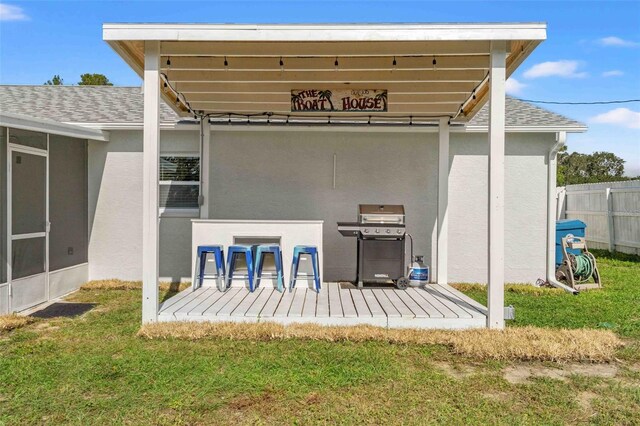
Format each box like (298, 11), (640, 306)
(88, 130), (198, 281)
(87, 127), (553, 284)
(448, 132), (554, 283)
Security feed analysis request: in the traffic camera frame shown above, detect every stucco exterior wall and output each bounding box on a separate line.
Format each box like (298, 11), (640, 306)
(88, 130), (198, 281)
(87, 127), (553, 284)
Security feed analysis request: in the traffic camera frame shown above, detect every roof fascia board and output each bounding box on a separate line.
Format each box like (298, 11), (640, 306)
(68, 121), (583, 134)
(465, 125), (587, 133)
(0, 112), (110, 141)
(103, 23), (547, 42)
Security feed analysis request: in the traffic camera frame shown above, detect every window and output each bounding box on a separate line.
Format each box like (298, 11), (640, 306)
(159, 155), (200, 213)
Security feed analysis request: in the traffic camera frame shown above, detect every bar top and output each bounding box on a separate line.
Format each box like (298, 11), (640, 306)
(192, 219), (324, 224)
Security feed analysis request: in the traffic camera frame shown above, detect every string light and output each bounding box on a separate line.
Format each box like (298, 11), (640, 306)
(432, 56), (437, 71)
(224, 56), (229, 71)
(279, 57), (284, 72)
(392, 56), (397, 69)
(472, 89), (476, 100)
(166, 57), (171, 66)
(334, 57), (339, 71)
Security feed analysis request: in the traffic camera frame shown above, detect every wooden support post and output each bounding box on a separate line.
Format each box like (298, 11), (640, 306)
(142, 41), (160, 324)
(487, 41), (506, 329)
(437, 117), (450, 284)
(606, 187), (615, 252)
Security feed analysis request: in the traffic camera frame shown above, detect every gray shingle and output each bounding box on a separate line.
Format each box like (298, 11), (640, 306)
(469, 96), (585, 128)
(0, 85), (585, 129)
(0, 85), (179, 124)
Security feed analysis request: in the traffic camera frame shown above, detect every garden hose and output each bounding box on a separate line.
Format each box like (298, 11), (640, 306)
(569, 252), (595, 283)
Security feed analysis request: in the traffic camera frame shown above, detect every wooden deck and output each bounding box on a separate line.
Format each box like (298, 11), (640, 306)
(158, 283), (487, 329)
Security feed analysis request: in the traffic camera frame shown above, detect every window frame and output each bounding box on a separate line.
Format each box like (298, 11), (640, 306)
(159, 152), (201, 218)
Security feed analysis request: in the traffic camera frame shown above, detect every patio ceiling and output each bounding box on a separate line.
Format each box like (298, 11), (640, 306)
(104, 23), (546, 124)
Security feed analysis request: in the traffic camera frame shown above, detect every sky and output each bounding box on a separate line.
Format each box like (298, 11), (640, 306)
(1, 0), (639, 175)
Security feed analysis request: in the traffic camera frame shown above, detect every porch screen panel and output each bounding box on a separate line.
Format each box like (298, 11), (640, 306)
(11, 151), (46, 235)
(0, 127), (6, 283)
(8, 128), (47, 151)
(49, 135), (88, 271)
(12, 237), (45, 279)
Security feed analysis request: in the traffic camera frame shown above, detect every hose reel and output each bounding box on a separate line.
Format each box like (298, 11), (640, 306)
(556, 236), (602, 290)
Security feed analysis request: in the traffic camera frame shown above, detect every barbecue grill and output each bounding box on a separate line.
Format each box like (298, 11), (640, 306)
(337, 204), (410, 289)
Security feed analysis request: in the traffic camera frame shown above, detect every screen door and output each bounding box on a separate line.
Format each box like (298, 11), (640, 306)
(9, 144), (48, 312)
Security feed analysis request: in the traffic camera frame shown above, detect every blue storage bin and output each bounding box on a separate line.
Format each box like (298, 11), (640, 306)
(555, 219), (586, 266)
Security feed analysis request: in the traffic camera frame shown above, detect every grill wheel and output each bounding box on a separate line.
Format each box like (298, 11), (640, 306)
(396, 277), (410, 290)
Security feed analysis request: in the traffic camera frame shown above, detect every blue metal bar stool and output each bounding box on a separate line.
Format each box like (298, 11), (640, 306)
(289, 245), (321, 292)
(226, 245), (256, 292)
(254, 244), (285, 292)
(195, 245), (226, 291)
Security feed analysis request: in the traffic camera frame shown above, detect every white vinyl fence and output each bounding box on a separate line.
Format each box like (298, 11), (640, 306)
(557, 180), (640, 255)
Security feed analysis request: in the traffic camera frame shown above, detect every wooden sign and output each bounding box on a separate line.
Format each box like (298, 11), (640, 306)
(291, 89), (387, 112)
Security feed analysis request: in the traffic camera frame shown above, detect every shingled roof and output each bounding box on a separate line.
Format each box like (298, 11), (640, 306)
(0, 85), (585, 130)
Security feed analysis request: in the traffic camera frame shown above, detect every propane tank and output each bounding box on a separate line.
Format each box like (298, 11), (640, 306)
(408, 255), (429, 287)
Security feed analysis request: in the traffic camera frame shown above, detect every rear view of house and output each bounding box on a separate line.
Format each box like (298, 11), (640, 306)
(1, 23), (586, 329)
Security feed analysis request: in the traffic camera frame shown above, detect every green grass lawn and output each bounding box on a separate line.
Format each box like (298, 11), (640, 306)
(1, 251), (639, 425)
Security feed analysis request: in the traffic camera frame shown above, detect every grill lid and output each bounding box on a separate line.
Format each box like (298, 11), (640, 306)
(358, 204), (405, 224)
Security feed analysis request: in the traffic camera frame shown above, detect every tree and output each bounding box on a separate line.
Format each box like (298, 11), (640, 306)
(78, 73), (113, 86)
(558, 149), (627, 185)
(44, 75), (63, 85)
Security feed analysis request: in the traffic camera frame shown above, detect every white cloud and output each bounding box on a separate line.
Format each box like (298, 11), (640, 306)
(523, 60), (588, 79)
(590, 108), (640, 129)
(602, 70), (624, 77)
(0, 3), (28, 21)
(505, 77), (526, 96)
(598, 36), (638, 47)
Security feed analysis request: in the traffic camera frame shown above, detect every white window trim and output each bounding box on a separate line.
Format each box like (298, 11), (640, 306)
(159, 152), (200, 218)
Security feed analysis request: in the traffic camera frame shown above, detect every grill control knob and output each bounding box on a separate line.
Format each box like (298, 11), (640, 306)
(364, 229), (369, 233)
(375, 229), (380, 233)
(397, 229), (401, 234)
(386, 229), (390, 234)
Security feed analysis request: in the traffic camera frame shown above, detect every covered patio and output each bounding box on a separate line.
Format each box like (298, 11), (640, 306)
(104, 23), (547, 329)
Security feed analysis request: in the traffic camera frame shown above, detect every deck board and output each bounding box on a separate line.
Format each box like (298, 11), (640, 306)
(259, 289), (284, 317)
(288, 288), (306, 317)
(417, 286), (472, 318)
(217, 289), (251, 316)
(362, 289), (386, 317)
(339, 288), (358, 318)
(350, 289), (371, 317)
(316, 286), (330, 317)
(395, 289), (431, 318)
(174, 288), (215, 316)
(328, 284), (343, 317)
(373, 290), (401, 318)
(245, 288), (275, 317)
(189, 290), (227, 316)
(202, 287), (242, 315)
(302, 289), (318, 317)
(273, 289), (295, 317)
(382, 289), (415, 318)
(231, 288), (265, 317)
(158, 282), (487, 329)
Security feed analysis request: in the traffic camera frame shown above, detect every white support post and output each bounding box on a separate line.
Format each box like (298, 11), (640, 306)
(606, 187), (615, 252)
(142, 41), (161, 324)
(487, 41), (506, 329)
(200, 120), (210, 219)
(437, 117), (450, 284)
